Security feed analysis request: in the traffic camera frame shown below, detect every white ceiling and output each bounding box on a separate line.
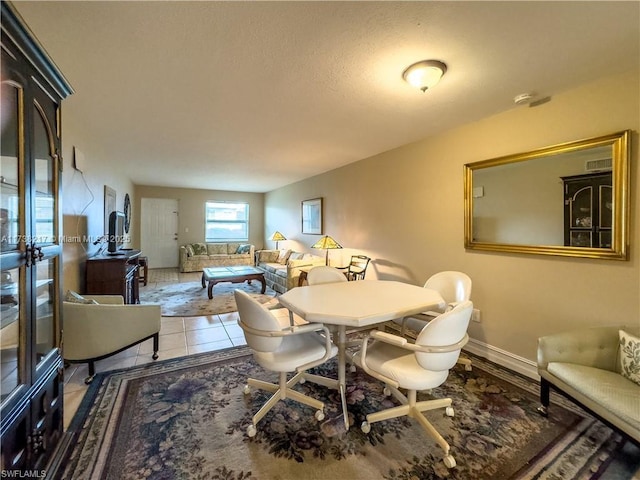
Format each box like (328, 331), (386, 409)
(12, 1), (640, 193)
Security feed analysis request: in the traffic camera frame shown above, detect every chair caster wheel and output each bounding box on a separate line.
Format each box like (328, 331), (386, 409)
(443, 455), (456, 468)
(299, 377), (306, 384)
(152, 352), (159, 360)
(247, 424), (257, 437)
(243, 385), (251, 395)
(445, 407), (455, 417)
(349, 365), (357, 373)
(84, 375), (95, 385)
(464, 364), (472, 371)
(537, 405), (548, 417)
(383, 387), (391, 396)
(361, 421), (371, 434)
(315, 410), (325, 421)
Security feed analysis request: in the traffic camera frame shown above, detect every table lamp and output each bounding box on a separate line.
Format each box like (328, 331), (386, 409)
(270, 231), (286, 249)
(311, 235), (342, 266)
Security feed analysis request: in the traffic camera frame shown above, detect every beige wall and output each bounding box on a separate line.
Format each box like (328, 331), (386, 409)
(60, 95), (135, 293)
(133, 185), (265, 253)
(264, 70), (640, 366)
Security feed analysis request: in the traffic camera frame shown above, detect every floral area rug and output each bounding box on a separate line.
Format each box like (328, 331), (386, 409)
(55, 347), (636, 480)
(139, 279), (278, 317)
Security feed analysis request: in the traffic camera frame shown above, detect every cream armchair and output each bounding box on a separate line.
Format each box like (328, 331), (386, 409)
(63, 295), (161, 384)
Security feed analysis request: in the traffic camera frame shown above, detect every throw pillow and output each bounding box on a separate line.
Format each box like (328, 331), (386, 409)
(289, 252), (305, 261)
(236, 244), (251, 254)
(192, 243), (208, 255)
(64, 290), (98, 304)
(185, 245), (195, 257)
(277, 249), (292, 265)
(619, 330), (640, 386)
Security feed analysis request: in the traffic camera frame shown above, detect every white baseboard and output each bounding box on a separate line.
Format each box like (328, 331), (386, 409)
(463, 337), (538, 380)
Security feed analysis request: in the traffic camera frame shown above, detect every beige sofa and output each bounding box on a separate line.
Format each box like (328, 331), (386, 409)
(537, 325), (640, 445)
(179, 242), (254, 272)
(255, 249), (325, 293)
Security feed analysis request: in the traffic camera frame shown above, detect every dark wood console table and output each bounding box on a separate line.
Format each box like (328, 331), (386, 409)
(85, 249), (142, 304)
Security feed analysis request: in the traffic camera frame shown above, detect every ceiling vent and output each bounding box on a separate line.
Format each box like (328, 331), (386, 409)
(585, 158), (612, 172)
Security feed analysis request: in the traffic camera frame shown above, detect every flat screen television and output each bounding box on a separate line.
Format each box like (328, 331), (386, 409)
(107, 211), (125, 254)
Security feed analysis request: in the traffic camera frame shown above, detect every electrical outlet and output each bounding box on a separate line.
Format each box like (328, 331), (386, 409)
(472, 308), (481, 323)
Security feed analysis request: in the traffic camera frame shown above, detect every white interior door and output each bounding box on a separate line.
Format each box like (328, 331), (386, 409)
(141, 198), (179, 268)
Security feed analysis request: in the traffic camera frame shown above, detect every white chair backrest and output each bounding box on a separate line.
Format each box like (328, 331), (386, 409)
(234, 290), (283, 353)
(415, 300), (473, 372)
(307, 266), (348, 285)
(424, 271), (472, 305)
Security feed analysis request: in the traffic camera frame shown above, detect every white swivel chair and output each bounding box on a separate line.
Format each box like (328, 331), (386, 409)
(235, 290), (338, 437)
(355, 301), (473, 469)
(307, 266), (348, 285)
(393, 271), (472, 370)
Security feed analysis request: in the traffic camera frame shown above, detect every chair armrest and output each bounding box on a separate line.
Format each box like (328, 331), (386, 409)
(369, 329), (468, 353)
(369, 330), (408, 347)
(238, 320), (335, 372)
(238, 320), (327, 338)
(83, 295), (125, 305)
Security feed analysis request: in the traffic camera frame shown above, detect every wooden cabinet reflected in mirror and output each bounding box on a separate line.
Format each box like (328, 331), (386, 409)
(464, 130), (630, 260)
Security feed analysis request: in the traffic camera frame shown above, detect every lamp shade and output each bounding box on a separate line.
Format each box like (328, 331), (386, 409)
(311, 235), (342, 266)
(403, 60), (447, 92)
(270, 231), (286, 242)
(311, 235), (342, 250)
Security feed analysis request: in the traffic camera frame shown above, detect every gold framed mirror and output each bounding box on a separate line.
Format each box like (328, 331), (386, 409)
(464, 130), (631, 260)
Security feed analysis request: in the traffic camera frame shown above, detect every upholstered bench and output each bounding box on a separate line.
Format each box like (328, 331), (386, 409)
(537, 325), (640, 445)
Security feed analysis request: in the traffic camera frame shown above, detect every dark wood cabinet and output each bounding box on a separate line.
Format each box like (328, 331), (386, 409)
(85, 250), (142, 304)
(562, 172), (613, 248)
(1, 1), (73, 472)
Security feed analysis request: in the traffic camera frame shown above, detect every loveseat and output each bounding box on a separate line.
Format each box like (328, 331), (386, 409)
(179, 242), (254, 273)
(255, 249), (325, 293)
(537, 325), (640, 445)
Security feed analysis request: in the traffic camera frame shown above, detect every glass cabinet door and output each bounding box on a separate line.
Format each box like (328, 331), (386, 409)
(569, 186), (593, 247)
(1, 82), (25, 405)
(1, 83), (22, 252)
(0, 267), (22, 403)
(33, 104), (56, 246)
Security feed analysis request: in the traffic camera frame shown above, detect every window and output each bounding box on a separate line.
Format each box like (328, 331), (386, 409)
(205, 202), (249, 242)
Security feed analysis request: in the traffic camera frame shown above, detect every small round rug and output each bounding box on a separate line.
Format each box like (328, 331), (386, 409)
(140, 280), (278, 316)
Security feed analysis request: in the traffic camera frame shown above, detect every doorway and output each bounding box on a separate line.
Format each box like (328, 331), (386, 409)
(141, 198), (179, 268)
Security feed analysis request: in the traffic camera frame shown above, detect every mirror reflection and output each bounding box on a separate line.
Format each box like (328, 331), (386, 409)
(464, 131), (630, 260)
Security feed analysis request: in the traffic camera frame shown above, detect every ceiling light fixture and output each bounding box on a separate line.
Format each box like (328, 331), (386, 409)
(403, 60), (447, 92)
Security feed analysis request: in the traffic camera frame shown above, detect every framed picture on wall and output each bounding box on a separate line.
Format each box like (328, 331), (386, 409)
(302, 197), (323, 234)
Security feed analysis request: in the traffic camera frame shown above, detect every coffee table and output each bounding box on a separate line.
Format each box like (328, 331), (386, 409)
(201, 266), (266, 299)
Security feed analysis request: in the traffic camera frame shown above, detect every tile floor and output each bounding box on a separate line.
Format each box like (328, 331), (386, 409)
(62, 269), (294, 430)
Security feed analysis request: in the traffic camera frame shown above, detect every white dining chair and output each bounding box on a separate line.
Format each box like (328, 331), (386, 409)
(393, 271), (473, 370)
(354, 301), (473, 469)
(235, 290), (338, 437)
(307, 266), (348, 285)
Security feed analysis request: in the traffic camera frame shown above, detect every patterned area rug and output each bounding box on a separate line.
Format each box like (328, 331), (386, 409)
(140, 278), (278, 316)
(55, 348), (636, 480)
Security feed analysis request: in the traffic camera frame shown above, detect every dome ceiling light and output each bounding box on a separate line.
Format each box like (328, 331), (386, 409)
(402, 60), (447, 92)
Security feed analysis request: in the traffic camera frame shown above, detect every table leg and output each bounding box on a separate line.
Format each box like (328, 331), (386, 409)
(259, 275), (266, 294)
(207, 281), (215, 299)
(337, 325), (349, 431)
(201, 272), (206, 288)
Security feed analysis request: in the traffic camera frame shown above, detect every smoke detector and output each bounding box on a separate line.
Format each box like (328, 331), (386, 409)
(514, 93), (534, 105)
